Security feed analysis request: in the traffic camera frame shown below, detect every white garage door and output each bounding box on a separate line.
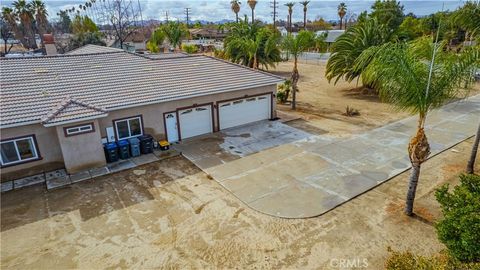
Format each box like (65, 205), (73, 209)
(219, 94), (271, 130)
(178, 105), (213, 139)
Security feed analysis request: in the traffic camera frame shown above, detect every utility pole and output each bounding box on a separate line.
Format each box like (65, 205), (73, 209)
(270, 0), (278, 28)
(165, 11), (169, 23)
(184, 8), (191, 27)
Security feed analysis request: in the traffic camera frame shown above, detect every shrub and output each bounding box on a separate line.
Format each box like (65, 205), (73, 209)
(181, 44), (198, 54)
(435, 174), (480, 263)
(276, 91), (287, 103)
(344, 106), (360, 116)
(385, 249), (479, 270)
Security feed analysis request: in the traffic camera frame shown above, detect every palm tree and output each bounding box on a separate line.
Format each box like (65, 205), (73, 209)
(231, 0), (241, 23)
(147, 28), (166, 53)
(13, 0), (36, 49)
(224, 17), (281, 69)
(162, 21), (188, 51)
(31, 0), (48, 48)
(1, 7), (28, 48)
(326, 18), (392, 86)
(337, 2), (347, 30)
(247, 0), (257, 24)
(467, 123), (480, 174)
(282, 30), (315, 109)
(300, 1), (310, 30)
(285, 2), (294, 33)
(355, 38), (479, 216)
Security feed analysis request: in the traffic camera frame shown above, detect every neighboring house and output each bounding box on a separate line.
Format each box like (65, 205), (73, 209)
(110, 30), (151, 52)
(189, 28), (227, 40)
(316, 30), (345, 44)
(277, 26), (288, 37)
(0, 45), (283, 182)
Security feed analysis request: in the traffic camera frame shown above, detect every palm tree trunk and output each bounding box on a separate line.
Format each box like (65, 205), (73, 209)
(404, 117), (430, 216)
(251, 9), (254, 24)
(467, 123), (480, 174)
(291, 57), (299, 110)
(236, 12), (239, 23)
(304, 11), (307, 30)
(405, 163), (421, 215)
(339, 17), (343, 30)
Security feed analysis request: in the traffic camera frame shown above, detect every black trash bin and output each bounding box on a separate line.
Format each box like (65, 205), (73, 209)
(138, 135), (153, 154)
(104, 142), (119, 163)
(117, 140), (130, 159)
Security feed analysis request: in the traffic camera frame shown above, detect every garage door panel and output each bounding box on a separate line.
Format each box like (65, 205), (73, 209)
(219, 94), (271, 130)
(179, 105), (213, 139)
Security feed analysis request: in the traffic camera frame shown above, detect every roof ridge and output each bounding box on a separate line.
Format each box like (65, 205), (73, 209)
(0, 50), (124, 61)
(41, 97), (106, 124)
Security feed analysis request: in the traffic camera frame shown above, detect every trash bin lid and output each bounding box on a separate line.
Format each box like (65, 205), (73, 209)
(117, 140), (129, 146)
(138, 134), (153, 141)
(128, 137), (140, 144)
(104, 142), (117, 150)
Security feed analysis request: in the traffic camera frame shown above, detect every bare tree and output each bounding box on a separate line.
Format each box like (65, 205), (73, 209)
(95, 0), (143, 49)
(0, 16), (15, 55)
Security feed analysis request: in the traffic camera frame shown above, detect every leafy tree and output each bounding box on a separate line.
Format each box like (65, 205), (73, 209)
(435, 174), (480, 262)
(337, 3), (347, 30)
(326, 18), (393, 86)
(398, 16), (423, 41)
(370, 0), (405, 31)
(282, 31), (315, 109)
(71, 15), (98, 34)
(308, 17), (332, 31)
(162, 21), (188, 51)
(355, 38), (479, 216)
(68, 31), (106, 50)
(146, 28), (166, 53)
(224, 17), (281, 69)
(56, 10), (71, 33)
(452, 1), (480, 42)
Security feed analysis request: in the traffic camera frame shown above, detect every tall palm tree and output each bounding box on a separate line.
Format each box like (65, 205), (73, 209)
(282, 30), (315, 109)
(467, 123), (480, 174)
(337, 2), (347, 30)
(285, 2), (294, 33)
(231, 0), (241, 23)
(355, 39), (479, 216)
(31, 0), (48, 48)
(162, 21), (188, 51)
(300, 1), (310, 30)
(1, 7), (28, 48)
(12, 0), (36, 49)
(247, 0), (257, 24)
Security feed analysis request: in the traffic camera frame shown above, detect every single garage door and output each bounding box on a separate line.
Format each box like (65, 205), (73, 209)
(178, 104), (213, 139)
(219, 94), (271, 130)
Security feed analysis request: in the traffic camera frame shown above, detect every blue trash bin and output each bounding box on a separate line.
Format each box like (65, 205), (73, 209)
(117, 140), (130, 159)
(128, 137), (141, 157)
(104, 142), (119, 163)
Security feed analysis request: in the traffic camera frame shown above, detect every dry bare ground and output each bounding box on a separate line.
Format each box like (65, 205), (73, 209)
(1, 139), (478, 269)
(271, 61), (480, 138)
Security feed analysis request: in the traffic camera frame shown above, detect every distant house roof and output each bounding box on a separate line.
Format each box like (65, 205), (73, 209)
(0, 45), (283, 128)
(66, 44), (124, 55)
(316, 30), (345, 43)
(142, 53), (189, 59)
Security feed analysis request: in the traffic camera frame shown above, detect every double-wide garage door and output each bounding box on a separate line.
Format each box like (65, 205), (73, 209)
(218, 94), (271, 130)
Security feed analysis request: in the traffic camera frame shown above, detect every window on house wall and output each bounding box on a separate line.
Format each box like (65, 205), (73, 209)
(114, 116), (143, 140)
(0, 135), (40, 166)
(65, 123), (94, 136)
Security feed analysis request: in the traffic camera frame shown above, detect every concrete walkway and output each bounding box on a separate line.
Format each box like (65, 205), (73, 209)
(204, 95), (480, 218)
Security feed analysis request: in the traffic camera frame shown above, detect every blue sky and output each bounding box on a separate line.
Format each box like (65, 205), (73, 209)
(1, 0), (468, 22)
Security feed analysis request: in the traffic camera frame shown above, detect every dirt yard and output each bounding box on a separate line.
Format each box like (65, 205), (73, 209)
(1, 138), (478, 269)
(271, 61), (480, 137)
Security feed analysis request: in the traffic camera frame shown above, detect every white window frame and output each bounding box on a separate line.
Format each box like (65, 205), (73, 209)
(65, 123), (94, 136)
(0, 135), (39, 166)
(114, 116), (143, 140)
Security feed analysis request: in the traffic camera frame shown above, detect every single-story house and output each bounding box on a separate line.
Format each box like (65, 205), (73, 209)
(0, 45), (283, 182)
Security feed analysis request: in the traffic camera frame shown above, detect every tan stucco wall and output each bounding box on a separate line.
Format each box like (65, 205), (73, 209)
(1, 124), (64, 182)
(97, 85), (277, 140)
(1, 84), (277, 181)
(55, 120), (107, 174)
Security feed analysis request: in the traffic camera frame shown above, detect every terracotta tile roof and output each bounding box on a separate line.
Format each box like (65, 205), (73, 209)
(41, 97), (108, 126)
(0, 45), (283, 128)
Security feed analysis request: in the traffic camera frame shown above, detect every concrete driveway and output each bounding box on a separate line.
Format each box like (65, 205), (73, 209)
(179, 96), (480, 218)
